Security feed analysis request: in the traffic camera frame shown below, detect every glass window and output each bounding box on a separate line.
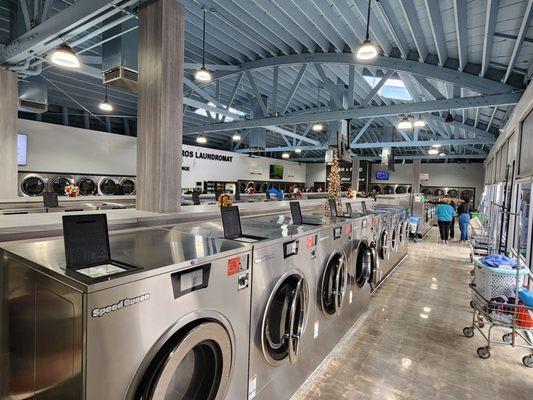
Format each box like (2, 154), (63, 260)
(519, 109), (533, 176)
(515, 184), (531, 264)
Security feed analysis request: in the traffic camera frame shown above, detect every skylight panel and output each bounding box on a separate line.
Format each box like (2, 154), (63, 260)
(363, 76), (412, 101)
(194, 102), (246, 122)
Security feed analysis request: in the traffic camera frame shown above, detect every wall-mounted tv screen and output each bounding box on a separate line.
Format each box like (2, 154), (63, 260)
(17, 133), (27, 166)
(375, 171), (389, 180)
(269, 164), (284, 180)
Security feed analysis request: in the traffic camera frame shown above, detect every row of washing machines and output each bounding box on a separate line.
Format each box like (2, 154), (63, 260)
(18, 172), (136, 197)
(0, 202), (409, 400)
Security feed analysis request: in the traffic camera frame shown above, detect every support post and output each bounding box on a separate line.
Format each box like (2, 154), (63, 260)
(412, 159), (421, 194)
(0, 69), (18, 199)
(351, 159), (360, 193)
(83, 111), (90, 129)
(137, 0), (184, 213)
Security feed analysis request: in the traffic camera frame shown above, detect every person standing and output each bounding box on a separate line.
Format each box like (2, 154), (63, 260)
(445, 194), (458, 240)
(457, 197), (472, 243)
(435, 198), (457, 244)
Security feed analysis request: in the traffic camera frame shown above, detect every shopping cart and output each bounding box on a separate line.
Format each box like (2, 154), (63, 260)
(463, 258), (533, 367)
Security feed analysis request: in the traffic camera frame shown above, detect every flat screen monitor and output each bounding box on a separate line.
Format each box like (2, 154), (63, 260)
(17, 133), (27, 166)
(375, 171), (389, 180)
(269, 164), (284, 180)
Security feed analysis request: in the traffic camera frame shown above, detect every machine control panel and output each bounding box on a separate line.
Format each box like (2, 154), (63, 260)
(238, 273), (249, 291)
(333, 226), (342, 240)
(283, 240), (299, 258)
(171, 264), (211, 299)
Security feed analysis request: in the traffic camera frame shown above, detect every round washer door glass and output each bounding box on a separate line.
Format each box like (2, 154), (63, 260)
(395, 186), (406, 194)
(379, 230), (388, 259)
(391, 227), (398, 251)
(51, 177), (70, 195)
(100, 178), (117, 195)
(321, 251), (347, 318)
(21, 176), (45, 196)
(383, 185), (394, 194)
(136, 322), (232, 400)
(78, 178), (96, 196)
(121, 179), (135, 195)
(262, 273), (308, 366)
(355, 242), (371, 288)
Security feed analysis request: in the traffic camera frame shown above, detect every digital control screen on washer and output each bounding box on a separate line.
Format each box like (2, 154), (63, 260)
(333, 226), (342, 239)
(283, 240), (299, 258)
(171, 264), (211, 299)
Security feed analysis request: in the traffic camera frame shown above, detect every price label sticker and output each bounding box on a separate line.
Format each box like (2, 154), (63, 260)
(306, 235), (317, 249)
(227, 257), (240, 276)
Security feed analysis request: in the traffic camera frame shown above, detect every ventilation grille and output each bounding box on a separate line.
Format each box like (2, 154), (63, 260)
(103, 66), (138, 92)
(19, 99), (48, 113)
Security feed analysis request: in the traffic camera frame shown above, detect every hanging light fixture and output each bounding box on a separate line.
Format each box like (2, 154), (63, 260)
(312, 85), (324, 131)
(428, 148), (439, 155)
(99, 85), (113, 112)
(294, 148), (302, 153)
(397, 117), (412, 130)
(444, 111), (454, 123)
(196, 136), (207, 144)
(431, 143), (442, 148)
(50, 43), (80, 69)
(356, 0), (378, 60)
(413, 116), (426, 127)
(281, 152), (290, 159)
(232, 133), (241, 141)
(195, 9), (212, 82)
(439, 152), (446, 157)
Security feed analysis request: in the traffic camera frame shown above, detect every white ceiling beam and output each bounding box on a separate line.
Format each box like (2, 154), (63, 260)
(453, 0), (467, 71)
(399, 0), (429, 62)
(502, 0), (533, 83)
(480, 0), (499, 77)
(425, 0), (448, 66)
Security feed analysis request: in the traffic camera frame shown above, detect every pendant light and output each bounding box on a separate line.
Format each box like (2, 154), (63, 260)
(413, 116), (426, 127)
(397, 117), (412, 130)
(428, 148), (439, 155)
(439, 152), (446, 157)
(312, 86), (324, 132)
(195, 9), (212, 82)
(51, 43), (80, 69)
(444, 111), (454, 123)
(99, 85), (113, 112)
(281, 152), (290, 159)
(196, 136), (207, 144)
(232, 133), (241, 141)
(431, 143), (442, 148)
(294, 148), (302, 154)
(356, 0), (378, 60)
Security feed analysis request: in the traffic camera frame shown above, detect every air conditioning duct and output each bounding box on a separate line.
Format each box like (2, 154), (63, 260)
(101, 16), (138, 92)
(18, 76), (48, 113)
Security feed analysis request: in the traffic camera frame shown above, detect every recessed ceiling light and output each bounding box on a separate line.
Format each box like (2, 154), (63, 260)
(196, 136), (207, 144)
(281, 152), (290, 159)
(397, 117), (412, 130)
(232, 133), (241, 141)
(50, 44), (80, 68)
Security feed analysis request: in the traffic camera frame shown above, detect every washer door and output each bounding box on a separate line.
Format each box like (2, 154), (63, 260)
(51, 177), (69, 196)
(135, 322), (232, 400)
(383, 185), (394, 194)
(378, 230), (388, 260)
(395, 186), (406, 194)
(355, 241), (371, 288)
(121, 179), (136, 195)
(262, 273), (308, 366)
(391, 226), (398, 252)
(371, 185), (381, 194)
(21, 176), (45, 196)
(78, 178), (96, 196)
(321, 251), (347, 319)
(100, 178), (117, 195)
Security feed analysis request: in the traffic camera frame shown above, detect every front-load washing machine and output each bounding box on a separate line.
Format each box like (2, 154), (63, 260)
(50, 176), (72, 196)
(160, 217), (320, 400)
(18, 173), (48, 197)
(98, 176), (119, 195)
(119, 177), (136, 195)
(0, 228), (253, 400)
(77, 177), (98, 196)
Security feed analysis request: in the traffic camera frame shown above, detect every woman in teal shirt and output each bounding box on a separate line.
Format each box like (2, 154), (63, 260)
(435, 199), (457, 244)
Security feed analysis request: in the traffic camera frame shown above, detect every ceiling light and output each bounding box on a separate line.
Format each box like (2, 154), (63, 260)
(281, 152), (290, 159)
(312, 122), (324, 131)
(444, 111), (454, 123)
(439, 152), (446, 157)
(413, 117), (426, 127)
(232, 133), (241, 141)
(428, 148), (439, 155)
(356, 0), (378, 60)
(431, 143), (442, 148)
(196, 136), (207, 144)
(397, 117), (412, 130)
(295, 148), (302, 153)
(195, 10), (212, 82)
(50, 44), (80, 68)
(99, 85), (113, 112)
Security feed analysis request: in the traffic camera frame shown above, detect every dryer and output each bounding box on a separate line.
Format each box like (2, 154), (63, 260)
(98, 176), (119, 196)
(77, 177), (98, 196)
(119, 177), (136, 195)
(50, 176), (72, 196)
(161, 217), (320, 400)
(0, 228), (253, 400)
(18, 173), (48, 197)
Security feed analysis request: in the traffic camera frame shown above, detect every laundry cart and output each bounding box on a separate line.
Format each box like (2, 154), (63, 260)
(463, 257), (533, 367)
(469, 215), (493, 263)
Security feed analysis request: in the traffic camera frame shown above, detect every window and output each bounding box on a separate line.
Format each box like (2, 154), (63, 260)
(194, 102), (246, 122)
(363, 76), (412, 101)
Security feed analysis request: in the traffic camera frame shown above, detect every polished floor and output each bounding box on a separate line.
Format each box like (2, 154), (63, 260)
(293, 228), (532, 400)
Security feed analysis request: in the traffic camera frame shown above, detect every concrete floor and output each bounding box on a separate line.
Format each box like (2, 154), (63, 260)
(293, 228), (532, 400)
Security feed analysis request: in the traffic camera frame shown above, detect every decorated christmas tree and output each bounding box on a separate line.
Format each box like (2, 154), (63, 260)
(326, 151), (342, 214)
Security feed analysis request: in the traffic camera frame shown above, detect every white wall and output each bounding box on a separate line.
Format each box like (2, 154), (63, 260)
(305, 163), (326, 188)
(17, 119), (306, 186)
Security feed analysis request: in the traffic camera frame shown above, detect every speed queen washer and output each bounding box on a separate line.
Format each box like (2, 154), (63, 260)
(0, 228), (252, 400)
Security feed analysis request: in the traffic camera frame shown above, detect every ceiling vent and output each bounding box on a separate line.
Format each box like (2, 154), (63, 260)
(18, 76), (48, 113)
(103, 66), (138, 92)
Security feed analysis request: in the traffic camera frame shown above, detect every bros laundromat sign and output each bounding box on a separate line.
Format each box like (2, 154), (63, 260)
(182, 149), (234, 163)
